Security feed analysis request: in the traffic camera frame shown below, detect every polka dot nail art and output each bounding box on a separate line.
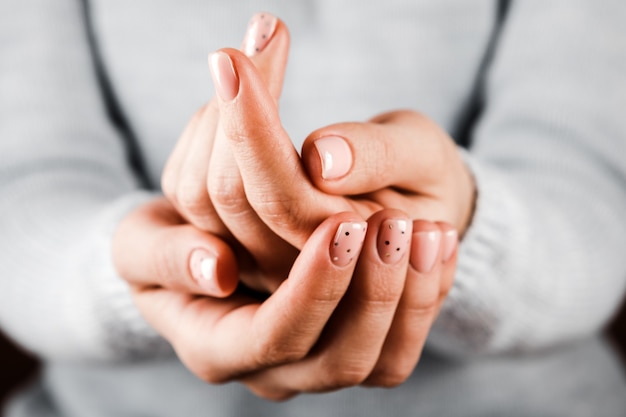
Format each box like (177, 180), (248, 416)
(377, 219), (411, 264)
(330, 221), (368, 267)
(242, 12), (278, 57)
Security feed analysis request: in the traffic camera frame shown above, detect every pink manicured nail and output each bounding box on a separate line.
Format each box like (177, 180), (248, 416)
(377, 219), (411, 264)
(410, 230), (442, 273)
(442, 229), (458, 262)
(242, 12), (278, 56)
(209, 52), (239, 101)
(314, 136), (353, 180)
(190, 249), (218, 293)
(330, 221), (367, 267)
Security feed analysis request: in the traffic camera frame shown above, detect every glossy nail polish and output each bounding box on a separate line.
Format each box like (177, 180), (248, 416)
(330, 221), (367, 267)
(190, 249), (218, 293)
(442, 229), (458, 262)
(377, 219), (411, 264)
(242, 12), (278, 56)
(410, 230), (441, 273)
(209, 52), (238, 101)
(314, 136), (353, 180)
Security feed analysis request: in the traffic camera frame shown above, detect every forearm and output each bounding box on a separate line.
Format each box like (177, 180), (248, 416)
(428, 0), (626, 354)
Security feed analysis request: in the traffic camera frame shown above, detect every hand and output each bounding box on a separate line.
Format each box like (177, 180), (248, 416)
(118, 206), (458, 400)
(242, 217), (458, 400)
(161, 14), (298, 291)
(208, 47), (475, 258)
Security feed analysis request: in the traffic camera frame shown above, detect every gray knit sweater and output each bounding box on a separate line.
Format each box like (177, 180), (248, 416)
(2, 1), (626, 416)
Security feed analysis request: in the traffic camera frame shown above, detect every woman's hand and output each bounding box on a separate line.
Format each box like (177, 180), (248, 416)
(114, 202), (458, 400)
(208, 47), (474, 263)
(161, 14), (299, 291)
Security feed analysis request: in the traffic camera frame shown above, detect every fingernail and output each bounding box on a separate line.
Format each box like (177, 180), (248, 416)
(330, 221), (367, 267)
(314, 136), (353, 180)
(242, 12), (278, 57)
(442, 229), (458, 262)
(190, 249), (218, 293)
(410, 230), (442, 273)
(377, 219), (411, 264)
(209, 52), (239, 101)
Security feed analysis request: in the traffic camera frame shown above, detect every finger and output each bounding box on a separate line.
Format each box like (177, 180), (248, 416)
(241, 12), (289, 101)
(437, 221), (459, 293)
(112, 198), (238, 297)
(209, 48), (350, 248)
(363, 220), (447, 387)
(241, 210), (412, 397)
(174, 100), (228, 234)
(209, 15), (297, 290)
(161, 104), (205, 201)
(134, 212), (367, 384)
(301, 110), (459, 196)
(162, 13), (289, 237)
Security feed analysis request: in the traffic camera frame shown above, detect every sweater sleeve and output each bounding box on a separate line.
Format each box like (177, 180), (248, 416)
(428, 0), (626, 355)
(0, 0), (171, 361)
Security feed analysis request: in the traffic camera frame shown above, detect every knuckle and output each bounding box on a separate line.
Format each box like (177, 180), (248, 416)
(196, 367), (230, 385)
(331, 367), (371, 389)
(253, 334), (307, 367)
(398, 109), (429, 129)
(407, 297), (440, 319)
(207, 172), (249, 215)
(176, 178), (210, 217)
(352, 279), (404, 314)
(250, 191), (306, 231)
(246, 384), (296, 402)
(308, 277), (349, 306)
(321, 358), (371, 389)
(191, 359), (232, 385)
(367, 367), (412, 388)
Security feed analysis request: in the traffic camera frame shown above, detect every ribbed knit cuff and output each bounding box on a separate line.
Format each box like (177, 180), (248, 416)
(428, 150), (523, 356)
(87, 191), (174, 361)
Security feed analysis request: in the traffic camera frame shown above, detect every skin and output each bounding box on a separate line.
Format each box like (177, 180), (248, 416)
(114, 202), (458, 399)
(112, 16), (474, 399)
(161, 20), (474, 292)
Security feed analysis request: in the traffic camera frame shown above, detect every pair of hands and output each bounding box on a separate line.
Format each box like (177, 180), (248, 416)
(112, 14), (475, 400)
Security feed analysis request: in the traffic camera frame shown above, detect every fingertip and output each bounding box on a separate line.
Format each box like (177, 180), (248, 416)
(188, 242), (239, 298)
(209, 47), (284, 141)
(365, 209), (412, 266)
(241, 13), (290, 58)
(409, 220), (442, 274)
(208, 49), (239, 102)
(329, 218), (368, 268)
(240, 13), (290, 100)
(294, 211), (367, 271)
(435, 221), (458, 263)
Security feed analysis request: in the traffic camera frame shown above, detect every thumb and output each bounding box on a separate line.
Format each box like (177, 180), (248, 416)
(301, 110), (459, 196)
